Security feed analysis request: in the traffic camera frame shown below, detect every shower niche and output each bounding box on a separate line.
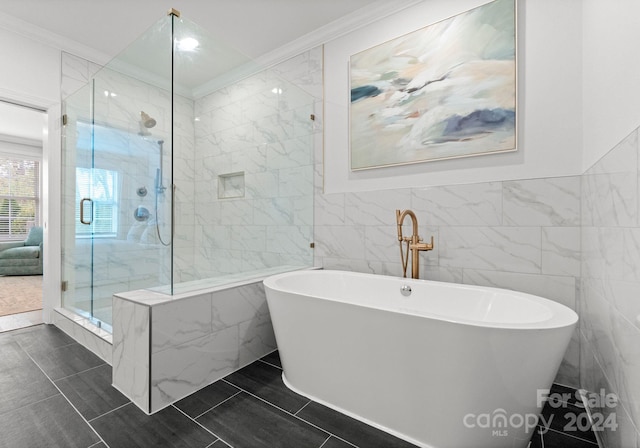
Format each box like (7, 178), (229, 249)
(60, 10), (316, 333)
(218, 171), (245, 199)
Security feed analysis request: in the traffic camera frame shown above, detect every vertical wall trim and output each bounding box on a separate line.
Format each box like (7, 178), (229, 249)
(148, 305), (153, 414)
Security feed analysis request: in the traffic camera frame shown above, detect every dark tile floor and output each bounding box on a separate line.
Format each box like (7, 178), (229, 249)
(0, 324), (599, 448)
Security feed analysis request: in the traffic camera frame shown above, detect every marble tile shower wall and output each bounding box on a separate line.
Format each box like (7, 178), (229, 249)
(581, 128), (640, 447)
(314, 177), (582, 386)
(169, 93), (196, 285)
(188, 48), (322, 282)
(61, 53), (194, 301)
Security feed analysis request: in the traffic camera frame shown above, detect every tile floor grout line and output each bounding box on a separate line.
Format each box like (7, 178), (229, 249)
(257, 358), (282, 370)
(0, 341), (60, 415)
(318, 435), (332, 448)
(171, 403), (233, 447)
(294, 400), (312, 416)
(21, 338), (106, 381)
(14, 333), (79, 352)
(53, 361), (108, 383)
(542, 426), (599, 445)
(21, 345), (111, 448)
(88, 402), (131, 423)
(220, 378), (361, 448)
(0, 393), (60, 415)
(0, 319), (42, 333)
(208, 438), (232, 448)
(192, 390), (243, 421)
(18, 327), (109, 377)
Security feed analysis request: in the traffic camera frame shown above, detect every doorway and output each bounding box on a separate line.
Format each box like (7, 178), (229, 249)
(0, 100), (46, 331)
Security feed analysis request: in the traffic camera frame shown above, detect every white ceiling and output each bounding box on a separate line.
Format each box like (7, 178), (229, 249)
(0, 0), (403, 144)
(0, 0), (386, 61)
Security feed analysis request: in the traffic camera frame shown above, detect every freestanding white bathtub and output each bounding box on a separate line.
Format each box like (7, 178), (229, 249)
(263, 270), (578, 448)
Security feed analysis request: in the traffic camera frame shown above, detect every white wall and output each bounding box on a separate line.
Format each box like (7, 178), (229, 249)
(324, 0), (583, 193)
(582, 0), (640, 171)
(0, 27), (60, 104)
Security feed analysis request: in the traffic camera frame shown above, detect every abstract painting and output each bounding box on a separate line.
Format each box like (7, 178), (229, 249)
(350, 0), (516, 170)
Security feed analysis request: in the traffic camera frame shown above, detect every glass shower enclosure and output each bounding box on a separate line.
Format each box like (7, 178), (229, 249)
(61, 11), (315, 331)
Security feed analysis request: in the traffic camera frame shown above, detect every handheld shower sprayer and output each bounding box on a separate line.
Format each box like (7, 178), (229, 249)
(396, 209), (403, 241)
(155, 140), (167, 194)
(155, 168), (166, 194)
(152, 138), (170, 247)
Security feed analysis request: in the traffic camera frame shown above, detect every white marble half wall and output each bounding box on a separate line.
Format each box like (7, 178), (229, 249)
(112, 280), (276, 414)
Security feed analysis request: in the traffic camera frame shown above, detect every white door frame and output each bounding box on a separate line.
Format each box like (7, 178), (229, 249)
(0, 90), (62, 324)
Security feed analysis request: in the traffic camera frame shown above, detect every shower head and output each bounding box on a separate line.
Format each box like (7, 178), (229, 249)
(140, 111), (157, 129)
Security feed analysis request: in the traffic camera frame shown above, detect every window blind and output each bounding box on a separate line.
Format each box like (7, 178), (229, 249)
(75, 167), (119, 236)
(0, 157), (39, 239)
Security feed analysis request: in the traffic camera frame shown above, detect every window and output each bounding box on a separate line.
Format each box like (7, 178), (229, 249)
(0, 158), (39, 239)
(75, 167), (119, 236)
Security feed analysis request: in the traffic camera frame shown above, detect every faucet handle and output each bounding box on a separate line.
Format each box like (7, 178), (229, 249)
(412, 235), (434, 251)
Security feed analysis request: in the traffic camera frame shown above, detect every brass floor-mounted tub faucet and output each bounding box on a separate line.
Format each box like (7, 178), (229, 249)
(395, 209), (434, 279)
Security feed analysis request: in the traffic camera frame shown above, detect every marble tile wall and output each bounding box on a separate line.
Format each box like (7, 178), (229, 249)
(580, 128), (640, 447)
(189, 47), (322, 282)
(313, 176), (582, 386)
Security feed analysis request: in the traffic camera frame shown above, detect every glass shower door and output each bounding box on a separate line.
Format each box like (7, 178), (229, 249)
(61, 14), (174, 330)
(61, 82), (97, 324)
(62, 79), (118, 329)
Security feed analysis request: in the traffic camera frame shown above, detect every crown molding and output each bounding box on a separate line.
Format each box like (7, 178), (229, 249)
(192, 0), (425, 98)
(255, 0), (425, 69)
(0, 11), (112, 66)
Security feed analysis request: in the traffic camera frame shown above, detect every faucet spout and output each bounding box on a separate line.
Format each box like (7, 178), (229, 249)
(395, 209), (434, 279)
(397, 209), (418, 239)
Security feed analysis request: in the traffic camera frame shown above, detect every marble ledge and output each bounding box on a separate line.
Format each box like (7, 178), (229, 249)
(54, 307), (112, 344)
(53, 308), (112, 364)
(114, 265), (319, 307)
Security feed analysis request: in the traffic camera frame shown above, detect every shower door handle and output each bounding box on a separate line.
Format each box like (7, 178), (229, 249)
(80, 198), (93, 225)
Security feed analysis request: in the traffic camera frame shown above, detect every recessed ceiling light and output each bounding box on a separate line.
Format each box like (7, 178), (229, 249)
(177, 37), (199, 52)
